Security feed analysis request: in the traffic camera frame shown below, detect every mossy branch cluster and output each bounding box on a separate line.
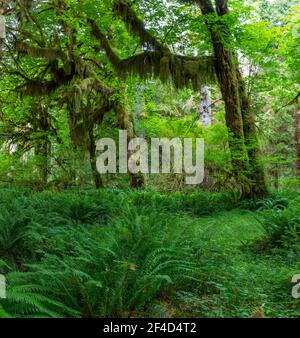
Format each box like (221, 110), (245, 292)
(90, 0), (215, 90)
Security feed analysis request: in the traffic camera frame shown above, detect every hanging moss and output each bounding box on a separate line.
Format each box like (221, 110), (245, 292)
(89, 19), (121, 68)
(116, 52), (161, 79)
(17, 79), (57, 96)
(159, 55), (171, 84)
(67, 74), (115, 148)
(112, 0), (166, 52)
(16, 41), (64, 61)
(112, 0), (216, 88)
(91, 3), (215, 90)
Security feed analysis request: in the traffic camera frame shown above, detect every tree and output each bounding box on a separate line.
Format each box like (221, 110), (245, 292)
(0, 0), (144, 189)
(90, 0), (267, 198)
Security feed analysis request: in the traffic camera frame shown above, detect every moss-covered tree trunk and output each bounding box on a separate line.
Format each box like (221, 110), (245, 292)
(294, 105), (300, 175)
(236, 68), (267, 198)
(211, 39), (251, 197)
(31, 102), (50, 188)
(88, 127), (103, 189)
(113, 103), (145, 188)
(35, 138), (50, 188)
(198, 0), (267, 199)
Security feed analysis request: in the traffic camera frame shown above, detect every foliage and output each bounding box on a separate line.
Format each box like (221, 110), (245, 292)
(0, 0), (298, 192)
(0, 0), (299, 320)
(254, 198), (300, 253)
(0, 188), (299, 318)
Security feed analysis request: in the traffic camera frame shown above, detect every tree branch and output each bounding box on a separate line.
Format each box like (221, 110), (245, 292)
(89, 11), (215, 90)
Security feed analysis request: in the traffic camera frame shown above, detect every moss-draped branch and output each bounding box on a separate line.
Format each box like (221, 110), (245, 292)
(112, 0), (167, 53)
(89, 11), (215, 90)
(16, 41), (66, 61)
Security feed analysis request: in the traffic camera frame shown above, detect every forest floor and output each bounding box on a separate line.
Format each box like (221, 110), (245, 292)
(0, 188), (299, 318)
(189, 209), (299, 317)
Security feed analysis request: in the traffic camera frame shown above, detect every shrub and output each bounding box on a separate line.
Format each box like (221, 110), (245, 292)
(255, 201), (300, 252)
(131, 191), (238, 216)
(240, 196), (290, 211)
(0, 194), (204, 317)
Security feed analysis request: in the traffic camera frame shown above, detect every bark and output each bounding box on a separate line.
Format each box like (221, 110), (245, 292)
(86, 97), (104, 189)
(197, 0), (267, 198)
(113, 102), (145, 188)
(214, 0), (229, 16)
(88, 127), (103, 189)
(236, 68), (267, 198)
(35, 138), (49, 187)
(31, 102), (51, 188)
(294, 106), (300, 175)
(199, 9), (251, 196)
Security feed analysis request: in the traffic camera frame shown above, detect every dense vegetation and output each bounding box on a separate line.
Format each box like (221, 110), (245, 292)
(0, 0), (299, 318)
(0, 188), (299, 318)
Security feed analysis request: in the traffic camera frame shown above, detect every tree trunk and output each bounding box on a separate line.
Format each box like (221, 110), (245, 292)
(198, 2), (250, 195)
(88, 128), (103, 189)
(32, 102), (50, 189)
(294, 105), (300, 175)
(236, 68), (268, 198)
(197, 0), (267, 199)
(35, 138), (49, 188)
(113, 103), (145, 188)
(210, 32), (252, 198)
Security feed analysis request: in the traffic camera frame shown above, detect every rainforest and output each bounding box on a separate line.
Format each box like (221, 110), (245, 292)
(0, 0), (299, 319)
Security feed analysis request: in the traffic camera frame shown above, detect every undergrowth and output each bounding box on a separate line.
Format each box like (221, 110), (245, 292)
(0, 188), (299, 318)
